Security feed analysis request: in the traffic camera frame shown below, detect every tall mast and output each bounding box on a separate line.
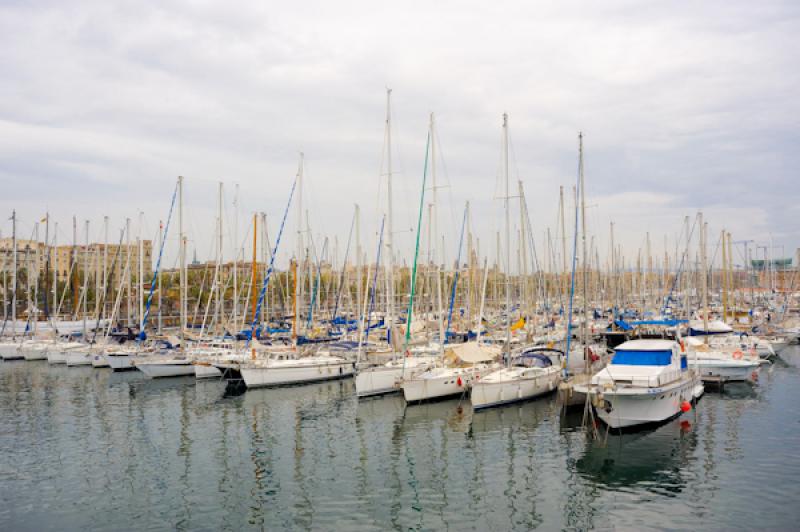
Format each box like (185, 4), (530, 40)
(52, 220), (58, 327)
(385, 88), (395, 346)
(699, 212), (708, 342)
(355, 204), (362, 323)
(126, 217), (132, 326)
(82, 220), (89, 338)
(503, 113), (511, 363)
(72, 216), (78, 317)
(559, 186), (567, 308)
(103, 215), (109, 319)
(157, 220), (163, 335)
(233, 183), (239, 332)
(519, 180), (529, 338)
(295, 154), (304, 336)
(216, 183), (223, 333)
(138, 211), (144, 334)
(250, 213), (258, 326)
(179, 176), (186, 350)
(10, 210), (16, 338)
(429, 112), (445, 350)
(579, 133), (589, 372)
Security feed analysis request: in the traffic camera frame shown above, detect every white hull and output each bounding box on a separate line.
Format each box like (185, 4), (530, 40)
(104, 353), (135, 371)
(241, 360), (354, 388)
(65, 351), (93, 366)
(402, 365), (496, 403)
(695, 358), (760, 381)
(23, 347), (49, 360)
(136, 360), (195, 378)
(470, 369), (560, 409)
(356, 366), (405, 396)
(91, 353), (110, 368)
(596, 378), (697, 429)
(355, 357), (437, 397)
(47, 350), (67, 364)
(195, 363), (223, 379)
(0, 344), (23, 360)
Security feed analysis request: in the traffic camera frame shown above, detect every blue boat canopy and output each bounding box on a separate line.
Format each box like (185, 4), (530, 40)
(611, 349), (672, 366)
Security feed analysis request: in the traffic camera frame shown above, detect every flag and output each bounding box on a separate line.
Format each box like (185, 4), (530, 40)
(511, 317), (526, 331)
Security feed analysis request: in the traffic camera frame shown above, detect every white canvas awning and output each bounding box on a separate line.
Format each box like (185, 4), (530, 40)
(445, 342), (501, 363)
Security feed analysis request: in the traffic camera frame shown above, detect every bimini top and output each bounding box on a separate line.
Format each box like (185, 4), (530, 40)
(611, 339), (676, 366)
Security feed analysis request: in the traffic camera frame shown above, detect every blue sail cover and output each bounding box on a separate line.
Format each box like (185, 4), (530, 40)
(611, 349), (672, 366)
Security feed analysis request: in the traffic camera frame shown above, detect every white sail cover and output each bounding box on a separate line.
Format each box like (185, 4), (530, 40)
(445, 342), (501, 363)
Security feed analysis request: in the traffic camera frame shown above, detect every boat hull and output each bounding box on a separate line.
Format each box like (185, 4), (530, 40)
(402, 366), (493, 403)
(22, 347), (49, 360)
(695, 359), (760, 381)
(91, 353), (110, 368)
(595, 378), (696, 429)
(470, 370), (560, 409)
(241, 361), (354, 388)
(47, 350), (67, 364)
(0, 344), (23, 360)
(104, 353), (135, 372)
(195, 363), (223, 379)
(65, 351), (93, 366)
(136, 361), (195, 378)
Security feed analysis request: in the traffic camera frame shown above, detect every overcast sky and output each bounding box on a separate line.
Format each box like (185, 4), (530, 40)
(1, 1), (798, 271)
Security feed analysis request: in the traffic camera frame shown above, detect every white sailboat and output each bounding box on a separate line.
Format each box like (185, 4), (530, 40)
(470, 113), (562, 409)
(401, 342), (501, 402)
(135, 176), (195, 379)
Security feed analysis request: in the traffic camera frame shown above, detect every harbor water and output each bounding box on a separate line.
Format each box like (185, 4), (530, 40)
(2, 348), (800, 531)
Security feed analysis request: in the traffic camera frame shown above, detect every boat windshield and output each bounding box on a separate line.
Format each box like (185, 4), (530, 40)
(611, 349), (672, 366)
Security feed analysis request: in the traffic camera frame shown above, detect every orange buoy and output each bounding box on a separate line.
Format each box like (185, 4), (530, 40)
(457, 376), (463, 387)
(680, 401), (691, 413)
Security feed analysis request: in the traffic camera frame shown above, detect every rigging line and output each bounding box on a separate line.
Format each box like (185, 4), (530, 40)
(331, 208), (357, 324)
(444, 203), (468, 345)
(403, 131), (431, 351)
(247, 177), (298, 344)
(138, 179), (179, 341)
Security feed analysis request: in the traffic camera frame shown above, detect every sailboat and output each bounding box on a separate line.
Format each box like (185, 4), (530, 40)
(135, 177), (196, 378)
(355, 101), (440, 397)
(471, 113), (561, 409)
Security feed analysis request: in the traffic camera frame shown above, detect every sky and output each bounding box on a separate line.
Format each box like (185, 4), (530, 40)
(0, 0), (798, 272)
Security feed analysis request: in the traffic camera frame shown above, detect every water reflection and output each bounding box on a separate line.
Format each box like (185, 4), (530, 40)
(1, 347), (799, 531)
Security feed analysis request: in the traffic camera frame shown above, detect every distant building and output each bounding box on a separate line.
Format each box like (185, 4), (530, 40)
(750, 258), (793, 271)
(0, 238), (153, 282)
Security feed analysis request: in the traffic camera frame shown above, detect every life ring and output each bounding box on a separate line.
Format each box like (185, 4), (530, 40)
(732, 350), (743, 360)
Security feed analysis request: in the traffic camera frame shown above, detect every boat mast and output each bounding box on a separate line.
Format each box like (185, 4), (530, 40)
(179, 176), (186, 351)
(233, 183), (239, 333)
(385, 88), (395, 348)
(699, 212), (708, 344)
(355, 204), (362, 326)
(126, 217), (132, 326)
(10, 210), (16, 338)
(52, 220), (58, 330)
(157, 220), (163, 335)
(250, 213), (258, 330)
(503, 113), (511, 365)
(82, 220), (89, 339)
(103, 215), (109, 320)
(138, 211), (144, 336)
(295, 154), (304, 339)
(579, 133), (589, 373)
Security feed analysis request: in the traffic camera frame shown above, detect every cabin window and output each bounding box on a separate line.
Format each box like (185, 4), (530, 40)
(611, 349), (672, 366)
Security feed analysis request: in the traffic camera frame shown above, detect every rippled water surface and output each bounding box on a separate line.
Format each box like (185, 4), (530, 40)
(2, 348), (800, 531)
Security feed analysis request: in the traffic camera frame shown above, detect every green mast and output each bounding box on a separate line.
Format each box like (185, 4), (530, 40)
(403, 131), (432, 352)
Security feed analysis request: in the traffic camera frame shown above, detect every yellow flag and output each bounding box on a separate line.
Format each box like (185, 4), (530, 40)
(511, 317), (526, 331)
